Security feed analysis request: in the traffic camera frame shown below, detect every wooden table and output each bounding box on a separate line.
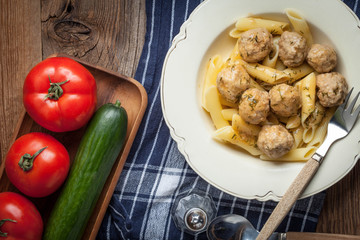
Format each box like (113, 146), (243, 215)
(1, 0), (359, 236)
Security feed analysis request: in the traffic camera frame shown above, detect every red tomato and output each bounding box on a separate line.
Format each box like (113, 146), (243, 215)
(23, 57), (97, 132)
(0, 192), (43, 240)
(5, 132), (70, 198)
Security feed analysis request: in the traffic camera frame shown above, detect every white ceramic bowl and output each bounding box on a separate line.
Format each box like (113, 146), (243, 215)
(161, 0), (360, 201)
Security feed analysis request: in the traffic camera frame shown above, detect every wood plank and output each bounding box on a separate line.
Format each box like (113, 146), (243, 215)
(40, 0), (146, 77)
(0, 0), (42, 161)
(316, 162), (360, 235)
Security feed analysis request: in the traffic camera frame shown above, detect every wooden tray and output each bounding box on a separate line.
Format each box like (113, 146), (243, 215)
(0, 53), (148, 239)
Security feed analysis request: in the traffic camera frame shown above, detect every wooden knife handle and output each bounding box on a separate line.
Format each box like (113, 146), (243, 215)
(286, 232), (360, 240)
(256, 158), (320, 240)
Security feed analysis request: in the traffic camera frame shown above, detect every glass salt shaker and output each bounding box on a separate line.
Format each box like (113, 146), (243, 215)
(171, 189), (217, 235)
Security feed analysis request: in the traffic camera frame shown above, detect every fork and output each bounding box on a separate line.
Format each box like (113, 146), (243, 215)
(256, 88), (360, 240)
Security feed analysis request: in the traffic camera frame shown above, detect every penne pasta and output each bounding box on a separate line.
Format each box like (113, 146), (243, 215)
(228, 40), (242, 63)
(301, 72), (316, 126)
(285, 8), (313, 46)
(283, 63), (314, 84)
(212, 126), (262, 156)
(307, 107), (335, 147)
(229, 28), (242, 38)
(204, 85), (230, 129)
(262, 36), (280, 68)
(235, 17), (289, 35)
(302, 102), (325, 143)
(286, 114), (301, 129)
(202, 55), (224, 111)
(293, 78), (302, 92)
(242, 61), (289, 84)
(305, 101), (326, 127)
(292, 126), (304, 148)
(302, 125), (317, 144)
(221, 108), (238, 121)
(232, 114), (261, 136)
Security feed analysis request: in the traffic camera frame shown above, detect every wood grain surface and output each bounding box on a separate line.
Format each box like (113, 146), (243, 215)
(0, 0), (359, 237)
(316, 163), (360, 234)
(0, 0), (42, 161)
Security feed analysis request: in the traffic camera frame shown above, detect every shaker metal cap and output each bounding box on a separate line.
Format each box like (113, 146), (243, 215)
(184, 207), (208, 232)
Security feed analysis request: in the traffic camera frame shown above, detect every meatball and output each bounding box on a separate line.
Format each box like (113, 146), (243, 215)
(257, 124), (294, 159)
(269, 83), (301, 117)
(316, 72), (348, 107)
(278, 31), (308, 67)
(216, 64), (251, 103)
(239, 88), (270, 124)
(238, 28), (273, 63)
(306, 44), (337, 73)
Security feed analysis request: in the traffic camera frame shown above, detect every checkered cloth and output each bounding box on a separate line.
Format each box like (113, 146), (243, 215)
(97, 0), (360, 239)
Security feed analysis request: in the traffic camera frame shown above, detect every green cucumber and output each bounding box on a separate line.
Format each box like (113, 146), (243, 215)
(44, 100), (128, 240)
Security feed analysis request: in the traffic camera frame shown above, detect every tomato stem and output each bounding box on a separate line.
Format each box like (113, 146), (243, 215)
(0, 219), (17, 237)
(44, 75), (69, 100)
(18, 147), (47, 172)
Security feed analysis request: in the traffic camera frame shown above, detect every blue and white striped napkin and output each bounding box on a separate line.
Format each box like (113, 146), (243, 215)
(97, 0), (360, 239)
